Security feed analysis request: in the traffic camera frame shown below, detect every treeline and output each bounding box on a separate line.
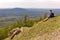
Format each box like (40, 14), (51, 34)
(0, 13), (47, 40)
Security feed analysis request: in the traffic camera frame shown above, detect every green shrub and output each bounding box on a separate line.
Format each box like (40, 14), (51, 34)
(0, 14), (47, 40)
(42, 13), (48, 19)
(0, 27), (9, 40)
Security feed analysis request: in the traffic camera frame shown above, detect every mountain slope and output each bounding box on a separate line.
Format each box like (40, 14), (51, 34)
(5, 16), (60, 40)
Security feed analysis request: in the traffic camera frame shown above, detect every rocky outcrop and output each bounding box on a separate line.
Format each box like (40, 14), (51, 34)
(8, 27), (21, 40)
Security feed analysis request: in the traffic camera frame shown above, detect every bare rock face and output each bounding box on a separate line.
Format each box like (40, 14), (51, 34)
(8, 27), (21, 40)
(8, 27), (30, 40)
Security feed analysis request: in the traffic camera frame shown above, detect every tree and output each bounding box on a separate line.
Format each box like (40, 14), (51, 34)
(23, 14), (29, 26)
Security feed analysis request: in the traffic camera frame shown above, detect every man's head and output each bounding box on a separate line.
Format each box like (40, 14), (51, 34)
(50, 10), (52, 13)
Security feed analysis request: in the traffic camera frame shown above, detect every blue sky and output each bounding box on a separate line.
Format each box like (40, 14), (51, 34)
(0, 0), (60, 8)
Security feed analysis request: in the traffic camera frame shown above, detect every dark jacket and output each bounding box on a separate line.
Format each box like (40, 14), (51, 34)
(50, 13), (54, 17)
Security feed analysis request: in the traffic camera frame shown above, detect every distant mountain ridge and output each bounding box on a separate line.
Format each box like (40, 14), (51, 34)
(0, 8), (60, 17)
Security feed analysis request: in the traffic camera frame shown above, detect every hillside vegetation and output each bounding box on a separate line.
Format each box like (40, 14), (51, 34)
(5, 16), (60, 40)
(0, 14), (43, 40)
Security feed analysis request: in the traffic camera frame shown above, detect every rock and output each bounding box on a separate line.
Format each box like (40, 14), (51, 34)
(9, 27), (21, 40)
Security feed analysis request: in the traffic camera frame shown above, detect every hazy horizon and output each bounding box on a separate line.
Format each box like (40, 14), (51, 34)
(0, 0), (60, 9)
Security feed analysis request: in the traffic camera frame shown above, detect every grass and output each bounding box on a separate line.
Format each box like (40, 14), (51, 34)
(5, 16), (60, 40)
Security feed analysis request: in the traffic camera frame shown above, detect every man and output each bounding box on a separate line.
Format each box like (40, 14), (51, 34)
(43, 10), (55, 22)
(48, 10), (55, 18)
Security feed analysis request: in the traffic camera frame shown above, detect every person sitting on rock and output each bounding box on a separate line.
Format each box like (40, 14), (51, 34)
(48, 10), (55, 18)
(43, 10), (55, 22)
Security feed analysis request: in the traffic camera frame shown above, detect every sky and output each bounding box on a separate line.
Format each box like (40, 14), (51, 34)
(0, 0), (60, 8)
